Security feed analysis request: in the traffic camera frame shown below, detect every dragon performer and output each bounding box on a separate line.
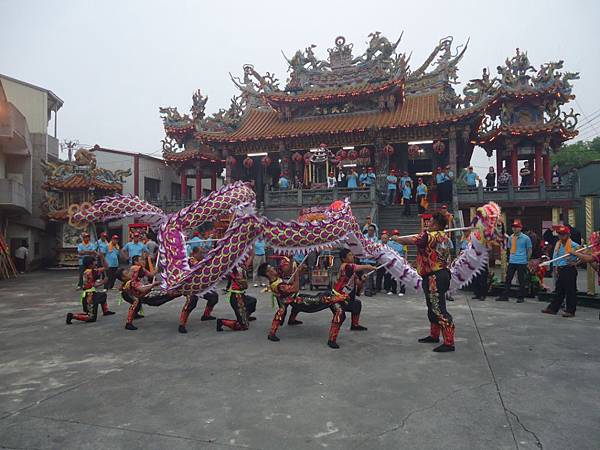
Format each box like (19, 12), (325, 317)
(68, 184), (419, 338)
(69, 182), (501, 348)
(392, 202), (502, 353)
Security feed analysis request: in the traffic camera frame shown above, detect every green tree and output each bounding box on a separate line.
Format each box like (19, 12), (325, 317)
(551, 137), (600, 170)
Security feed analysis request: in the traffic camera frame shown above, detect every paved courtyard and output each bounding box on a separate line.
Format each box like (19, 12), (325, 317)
(0, 270), (598, 450)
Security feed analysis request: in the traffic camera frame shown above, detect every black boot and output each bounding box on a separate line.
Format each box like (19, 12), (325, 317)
(201, 315), (216, 321)
(418, 335), (440, 343)
(433, 344), (455, 352)
(66, 313), (73, 325)
(103, 311), (116, 316)
(178, 325), (187, 334)
(327, 340), (340, 349)
(267, 334), (280, 342)
(125, 323), (137, 330)
(216, 319), (223, 332)
(350, 324), (368, 331)
(288, 319), (303, 326)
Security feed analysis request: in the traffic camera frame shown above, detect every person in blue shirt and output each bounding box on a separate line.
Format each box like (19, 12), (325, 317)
(122, 232), (149, 265)
(253, 236), (267, 287)
(385, 169), (398, 205)
(462, 166), (479, 190)
(186, 231), (203, 256)
(402, 181), (412, 216)
(416, 178), (428, 213)
(346, 168), (359, 189)
(385, 230), (406, 296)
(96, 232), (109, 263)
(77, 232), (98, 289)
(496, 219), (532, 303)
(435, 166), (447, 202)
(104, 235), (121, 289)
(542, 225), (580, 317)
(278, 172), (290, 190)
(400, 171), (413, 190)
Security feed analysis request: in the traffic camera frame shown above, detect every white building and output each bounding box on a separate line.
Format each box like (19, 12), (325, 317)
(0, 74), (63, 269)
(91, 145), (221, 237)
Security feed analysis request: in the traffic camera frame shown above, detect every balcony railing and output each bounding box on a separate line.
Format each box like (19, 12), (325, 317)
(456, 180), (578, 204)
(0, 178), (31, 213)
(264, 186), (376, 208)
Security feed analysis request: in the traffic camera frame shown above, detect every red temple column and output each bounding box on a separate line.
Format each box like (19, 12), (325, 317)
(211, 165), (217, 191)
(544, 153), (551, 184)
(180, 171), (188, 200)
(510, 144), (518, 186)
(534, 143), (543, 184)
(195, 166), (202, 200)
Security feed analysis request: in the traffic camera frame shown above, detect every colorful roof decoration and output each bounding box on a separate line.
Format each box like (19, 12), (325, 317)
(41, 149), (130, 192)
(158, 33), (579, 162)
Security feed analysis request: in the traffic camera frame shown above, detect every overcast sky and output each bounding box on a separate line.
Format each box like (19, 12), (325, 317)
(1, 0), (599, 172)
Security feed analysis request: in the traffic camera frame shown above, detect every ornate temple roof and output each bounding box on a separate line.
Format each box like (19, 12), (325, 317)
(194, 93), (484, 144)
(41, 148), (130, 191)
(160, 35), (580, 159)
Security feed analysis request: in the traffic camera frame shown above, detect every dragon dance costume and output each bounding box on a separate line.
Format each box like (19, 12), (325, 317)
(268, 274), (349, 349)
(216, 267), (257, 331)
(415, 230), (455, 351)
(66, 267), (113, 324)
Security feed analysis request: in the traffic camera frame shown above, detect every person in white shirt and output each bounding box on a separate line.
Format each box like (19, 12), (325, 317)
(327, 171), (337, 188)
(14, 241), (29, 274)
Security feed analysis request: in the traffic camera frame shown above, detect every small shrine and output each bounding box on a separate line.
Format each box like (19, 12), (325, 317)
(41, 148), (131, 265)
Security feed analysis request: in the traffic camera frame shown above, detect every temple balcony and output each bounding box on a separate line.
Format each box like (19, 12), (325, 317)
(456, 180), (579, 208)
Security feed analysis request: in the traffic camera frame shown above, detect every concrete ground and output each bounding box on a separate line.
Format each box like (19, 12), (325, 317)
(0, 271), (598, 450)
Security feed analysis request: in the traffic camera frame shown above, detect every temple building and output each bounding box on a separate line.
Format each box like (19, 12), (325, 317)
(160, 33), (580, 231)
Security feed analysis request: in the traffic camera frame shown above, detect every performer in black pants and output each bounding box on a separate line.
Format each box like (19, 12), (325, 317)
(471, 265), (489, 300)
(542, 225), (580, 317)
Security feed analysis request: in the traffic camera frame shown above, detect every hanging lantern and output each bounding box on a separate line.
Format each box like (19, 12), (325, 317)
(408, 144), (420, 159)
(359, 146), (370, 158)
(433, 140), (446, 155)
(261, 155), (272, 167)
(292, 152), (303, 164)
(347, 149), (359, 160)
(383, 144), (394, 156)
(243, 157), (254, 169)
(336, 149), (347, 160)
(226, 155), (237, 167)
(281, 156), (290, 165)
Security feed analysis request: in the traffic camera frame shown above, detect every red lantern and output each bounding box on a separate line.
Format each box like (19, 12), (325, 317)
(433, 140), (446, 155)
(336, 149), (347, 160)
(281, 156), (290, 165)
(383, 144), (394, 156)
(408, 144), (420, 159)
(261, 155), (272, 167)
(292, 152), (303, 163)
(359, 147), (370, 158)
(243, 157), (254, 169)
(347, 149), (359, 160)
(226, 156), (237, 167)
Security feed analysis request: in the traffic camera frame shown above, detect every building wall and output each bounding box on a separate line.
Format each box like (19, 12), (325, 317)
(0, 77), (49, 135)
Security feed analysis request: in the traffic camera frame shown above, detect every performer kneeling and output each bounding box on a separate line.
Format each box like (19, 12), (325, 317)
(66, 256), (115, 324)
(392, 212), (455, 352)
(178, 247), (219, 333)
(258, 262), (348, 349)
(216, 259), (257, 331)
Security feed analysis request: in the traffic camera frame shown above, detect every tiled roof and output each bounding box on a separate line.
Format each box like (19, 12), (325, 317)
(195, 93), (481, 144)
(264, 79), (403, 106)
(476, 123), (578, 144)
(43, 175), (123, 191)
